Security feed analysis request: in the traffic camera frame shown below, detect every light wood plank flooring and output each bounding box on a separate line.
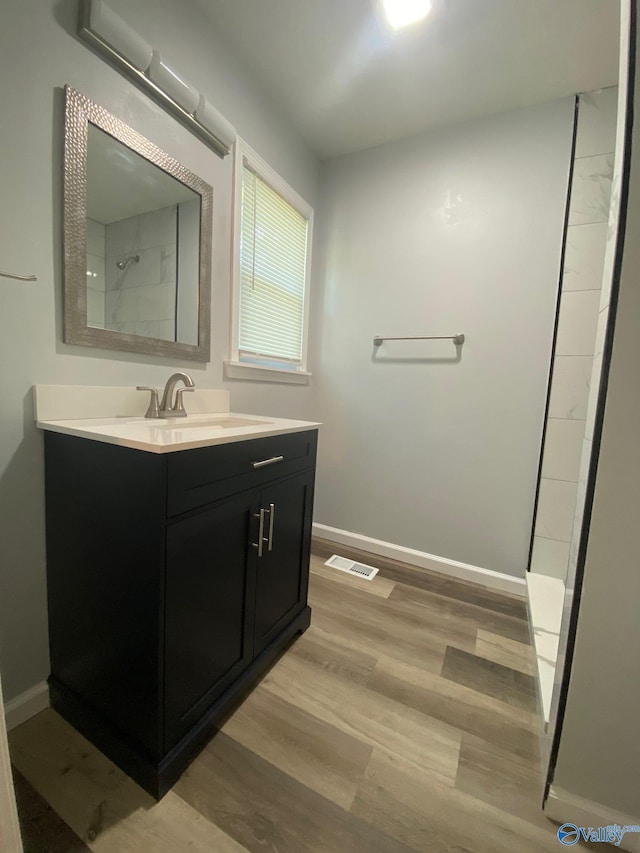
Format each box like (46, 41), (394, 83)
(10, 546), (569, 852)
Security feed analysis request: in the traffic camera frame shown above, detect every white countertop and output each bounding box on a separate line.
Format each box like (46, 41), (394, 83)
(36, 412), (321, 454)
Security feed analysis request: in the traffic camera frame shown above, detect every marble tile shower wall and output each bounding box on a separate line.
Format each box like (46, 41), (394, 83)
(104, 205), (178, 340)
(86, 218), (106, 328)
(531, 88), (618, 582)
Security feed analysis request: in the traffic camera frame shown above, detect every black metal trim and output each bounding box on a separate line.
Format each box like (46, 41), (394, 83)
(543, 0), (637, 802)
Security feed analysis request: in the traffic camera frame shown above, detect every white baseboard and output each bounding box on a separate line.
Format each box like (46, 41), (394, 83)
(312, 523), (526, 597)
(546, 786), (640, 852)
(4, 682), (50, 732)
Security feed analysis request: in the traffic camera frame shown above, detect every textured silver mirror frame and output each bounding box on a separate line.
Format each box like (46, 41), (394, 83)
(63, 85), (212, 362)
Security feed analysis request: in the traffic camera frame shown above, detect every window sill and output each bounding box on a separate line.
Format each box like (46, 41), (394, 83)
(224, 360), (311, 385)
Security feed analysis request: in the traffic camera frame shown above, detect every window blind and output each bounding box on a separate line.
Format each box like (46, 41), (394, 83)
(239, 163), (309, 365)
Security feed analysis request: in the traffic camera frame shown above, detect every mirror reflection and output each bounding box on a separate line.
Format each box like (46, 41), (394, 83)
(63, 86), (212, 362)
(85, 125), (201, 345)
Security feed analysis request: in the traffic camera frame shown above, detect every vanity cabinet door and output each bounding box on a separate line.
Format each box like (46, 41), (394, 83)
(253, 470), (315, 658)
(164, 491), (257, 750)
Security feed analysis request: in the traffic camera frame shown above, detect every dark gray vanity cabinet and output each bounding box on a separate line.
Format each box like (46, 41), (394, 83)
(253, 472), (315, 656)
(163, 467), (315, 750)
(163, 489), (257, 750)
(43, 428), (317, 798)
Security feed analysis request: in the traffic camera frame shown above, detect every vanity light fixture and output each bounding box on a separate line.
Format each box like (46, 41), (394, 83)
(86, 0), (152, 71)
(78, 0), (236, 157)
(382, 0), (433, 30)
(147, 51), (199, 114)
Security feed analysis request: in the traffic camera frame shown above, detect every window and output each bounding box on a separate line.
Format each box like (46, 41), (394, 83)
(227, 140), (313, 383)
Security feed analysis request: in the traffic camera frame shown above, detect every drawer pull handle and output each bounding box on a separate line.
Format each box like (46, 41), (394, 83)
(252, 455), (284, 469)
(267, 503), (275, 551)
(252, 509), (265, 557)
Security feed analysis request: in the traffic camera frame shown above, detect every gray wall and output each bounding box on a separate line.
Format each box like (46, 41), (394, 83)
(0, 0), (319, 703)
(311, 100), (574, 576)
(551, 13), (640, 816)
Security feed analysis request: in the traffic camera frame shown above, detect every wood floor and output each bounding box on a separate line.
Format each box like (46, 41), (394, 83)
(9, 545), (567, 853)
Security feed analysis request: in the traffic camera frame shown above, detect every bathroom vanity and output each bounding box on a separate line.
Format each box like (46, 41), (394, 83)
(36, 388), (319, 798)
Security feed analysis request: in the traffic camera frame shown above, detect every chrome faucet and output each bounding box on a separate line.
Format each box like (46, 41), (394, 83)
(137, 372), (195, 418)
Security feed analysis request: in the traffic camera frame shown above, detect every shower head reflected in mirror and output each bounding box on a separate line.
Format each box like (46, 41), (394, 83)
(116, 254), (140, 270)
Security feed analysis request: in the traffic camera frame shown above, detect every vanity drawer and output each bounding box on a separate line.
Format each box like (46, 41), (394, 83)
(167, 429), (318, 517)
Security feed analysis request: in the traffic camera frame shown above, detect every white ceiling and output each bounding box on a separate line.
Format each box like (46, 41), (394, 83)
(195, 0), (620, 159)
(87, 125), (198, 223)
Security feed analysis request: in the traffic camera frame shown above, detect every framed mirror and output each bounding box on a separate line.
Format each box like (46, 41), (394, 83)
(63, 86), (212, 361)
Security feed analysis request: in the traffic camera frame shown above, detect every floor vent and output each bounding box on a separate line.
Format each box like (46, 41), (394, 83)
(324, 554), (379, 581)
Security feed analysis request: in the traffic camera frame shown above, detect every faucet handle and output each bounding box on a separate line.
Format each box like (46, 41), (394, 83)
(136, 386), (160, 419)
(174, 386), (195, 416)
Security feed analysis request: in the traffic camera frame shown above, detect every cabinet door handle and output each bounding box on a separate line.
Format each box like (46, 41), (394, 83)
(267, 503), (275, 551)
(252, 455), (284, 469)
(252, 509), (265, 557)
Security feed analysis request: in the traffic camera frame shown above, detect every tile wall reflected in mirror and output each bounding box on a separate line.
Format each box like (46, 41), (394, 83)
(84, 124), (201, 345)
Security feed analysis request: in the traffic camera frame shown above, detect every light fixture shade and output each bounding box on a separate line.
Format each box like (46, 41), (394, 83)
(79, 0), (233, 157)
(194, 95), (236, 149)
(89, 0), (152, 71)
(382, 0), (432, 30)
(148, 51), (199, 114)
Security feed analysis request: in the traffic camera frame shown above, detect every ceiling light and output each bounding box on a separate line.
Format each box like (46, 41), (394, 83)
(382, 0), (432, 30)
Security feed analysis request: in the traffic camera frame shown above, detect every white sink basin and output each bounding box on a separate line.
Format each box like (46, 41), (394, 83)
(155, 416), (273, 430)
